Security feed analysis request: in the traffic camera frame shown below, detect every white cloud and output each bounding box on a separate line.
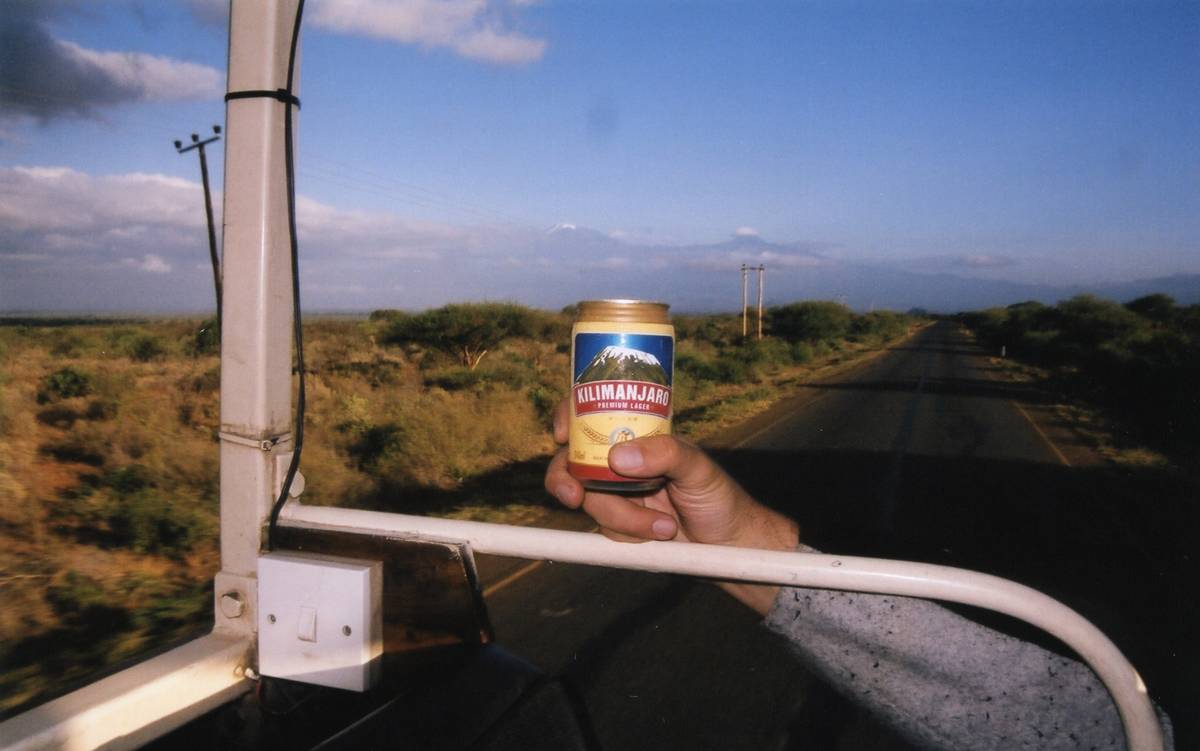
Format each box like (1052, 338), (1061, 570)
(1, 4), (223, 123)
(452, 26), (546, 65)
(0, 167), (205, 234)
(123, 254), (172, 273)
(56, 41), (222, 102)
(734, 226), (759, 237)
(0, 165), (499, 283)
(310, 0), (546, 65)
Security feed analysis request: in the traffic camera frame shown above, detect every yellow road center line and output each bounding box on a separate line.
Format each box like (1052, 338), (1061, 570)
(482, 559), (546, 598)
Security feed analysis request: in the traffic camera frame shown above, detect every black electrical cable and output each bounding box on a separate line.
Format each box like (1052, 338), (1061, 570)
(266, 0), (307, 551)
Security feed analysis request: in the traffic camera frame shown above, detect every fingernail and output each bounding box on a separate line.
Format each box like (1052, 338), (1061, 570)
(609, 445), (644, 472)
(651, 518), (676, 539)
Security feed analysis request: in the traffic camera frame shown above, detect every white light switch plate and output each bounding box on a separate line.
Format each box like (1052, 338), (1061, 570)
(257, 551), (383, 691)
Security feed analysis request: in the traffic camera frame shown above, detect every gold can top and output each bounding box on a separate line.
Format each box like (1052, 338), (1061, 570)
(575, 299), (670, 324)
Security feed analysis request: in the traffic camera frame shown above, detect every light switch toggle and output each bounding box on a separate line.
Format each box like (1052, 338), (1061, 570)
(298, 606), (317, 642)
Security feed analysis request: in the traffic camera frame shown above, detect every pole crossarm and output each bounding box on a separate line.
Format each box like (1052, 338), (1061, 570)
(174, 134), (221, 154)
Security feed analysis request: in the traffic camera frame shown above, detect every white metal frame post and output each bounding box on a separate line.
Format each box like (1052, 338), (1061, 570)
(0, 3), (301, 748)
(213, 0), (303, 639)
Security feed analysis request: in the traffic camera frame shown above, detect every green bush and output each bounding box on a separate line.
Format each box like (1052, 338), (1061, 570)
(678, 349), (763, 384)
(425, 361), (532, 391)
(123, 333), (166, 362)
(346, 423), (406, 469)
(43, 367), (92, 400)
(528, 384), (562, 422)
(382, 302), (537, 370)
(103, 464), (153, 495)
(424, 367), (486, 391)
(963, 291), (1198, 449)
(46, 572), (132, 635)
(677, 353), (721, 382)
(790, 341), (815, 363)
(40, 433), (107, 465)
(368, 308), (407, 323)
(85, 399), (119, 421)
(674, 315), (741, 347)
(769, 301), (853, 342)
(189, 366), (221, 393)
(850, 311), (910, 341)
(1124, 294), (1176, 325)
(738, 338), (794, 367)
(189, 318), (219, 356)
(104, 490), (210, 556)
(49, 332), (85, 358)
(1054, 295), (1143, 351)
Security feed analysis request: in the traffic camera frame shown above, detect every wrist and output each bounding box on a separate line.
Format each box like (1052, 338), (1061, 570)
(726, 502), (799, 552)
(718, 503), (799, 616)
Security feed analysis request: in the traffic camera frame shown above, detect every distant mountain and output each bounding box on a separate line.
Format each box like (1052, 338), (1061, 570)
(577, 345), (669, 385)
(512, 228), (1200, 313)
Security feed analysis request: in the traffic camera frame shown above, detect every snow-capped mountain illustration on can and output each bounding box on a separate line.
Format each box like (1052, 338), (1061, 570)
(574, 345), (672, 418)
(568, 301), (674, 492)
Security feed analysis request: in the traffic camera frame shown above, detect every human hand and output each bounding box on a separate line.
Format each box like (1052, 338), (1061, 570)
(545, 401), (798, 613)
(545, 400), (798, 549)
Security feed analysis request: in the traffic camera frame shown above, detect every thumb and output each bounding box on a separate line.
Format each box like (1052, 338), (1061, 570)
(608, 436), (727, 496)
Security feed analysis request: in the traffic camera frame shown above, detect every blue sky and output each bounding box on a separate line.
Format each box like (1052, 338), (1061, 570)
(1, 0), (1197, 312)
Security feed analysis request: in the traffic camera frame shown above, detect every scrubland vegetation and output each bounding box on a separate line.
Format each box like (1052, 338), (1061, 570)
(4, 294), (1189, 714)
(0, 302), (916, 713)
(962, 293), (1200, 456)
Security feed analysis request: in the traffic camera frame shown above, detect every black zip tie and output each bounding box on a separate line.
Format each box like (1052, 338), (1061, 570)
(225, 89), (301, 109)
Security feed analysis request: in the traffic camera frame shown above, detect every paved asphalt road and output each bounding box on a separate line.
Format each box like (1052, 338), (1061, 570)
(477, 321), (1197, 750)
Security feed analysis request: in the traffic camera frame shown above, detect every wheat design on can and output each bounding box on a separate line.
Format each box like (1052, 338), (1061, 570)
(568, 300), (674, 493)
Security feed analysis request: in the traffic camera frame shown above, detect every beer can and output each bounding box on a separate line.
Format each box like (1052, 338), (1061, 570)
(568, 300), (674, 492)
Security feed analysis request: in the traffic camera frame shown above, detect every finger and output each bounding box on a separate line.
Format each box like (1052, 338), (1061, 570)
(599, 527), (652, 544)
(552, 399), (570, 444)
(544, 449), (583, 509)
(607, 436), (725, 494)
(582, 493), (678, 541)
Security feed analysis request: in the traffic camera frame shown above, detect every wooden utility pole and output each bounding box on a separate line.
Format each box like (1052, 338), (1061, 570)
(756, 265), (765, 340)
(175, 125), (223, 336)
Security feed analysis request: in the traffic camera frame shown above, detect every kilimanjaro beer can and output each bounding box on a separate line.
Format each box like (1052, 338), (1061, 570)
(568, 300), (674, 492)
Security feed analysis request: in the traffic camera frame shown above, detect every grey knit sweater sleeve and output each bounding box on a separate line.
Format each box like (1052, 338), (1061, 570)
(763, 562), (1174, 750)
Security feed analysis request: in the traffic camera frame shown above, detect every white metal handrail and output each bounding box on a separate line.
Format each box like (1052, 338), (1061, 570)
(280, 502), (1165, 751)
(0, 634), (251, 751)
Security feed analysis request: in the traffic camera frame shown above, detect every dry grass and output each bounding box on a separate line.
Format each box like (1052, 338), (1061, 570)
(0, 314), (917, 714)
